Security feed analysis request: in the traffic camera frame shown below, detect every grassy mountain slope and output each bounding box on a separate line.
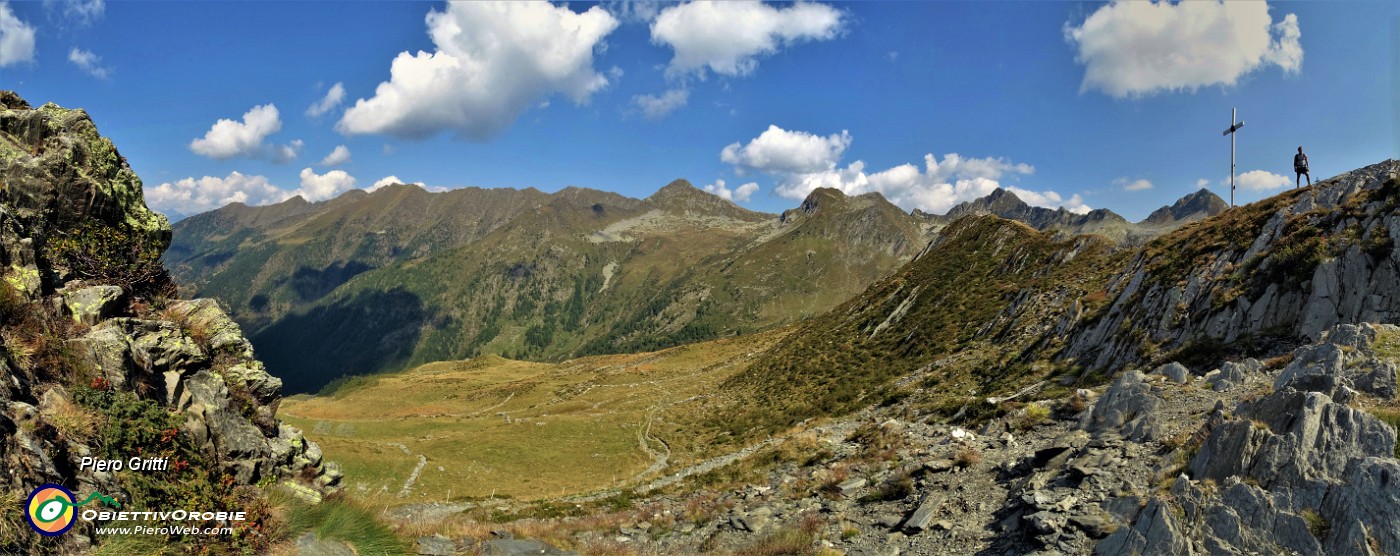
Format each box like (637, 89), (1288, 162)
(166, 184), (552, 332)
(710, 215), (1124, 439)
(179, 181), (931, 393)
(709, 160), (1400, 443)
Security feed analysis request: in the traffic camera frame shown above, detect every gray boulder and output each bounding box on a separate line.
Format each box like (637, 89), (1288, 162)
(482, 539), (577, 555)
(1080, 371), (1165, 442)
(1210, 359), (1262, 392)
(1154, 362), (1190, 384)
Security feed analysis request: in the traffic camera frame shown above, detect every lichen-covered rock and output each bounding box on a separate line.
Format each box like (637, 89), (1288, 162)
(166, 298), (255, 358)
(68, 324), (133, 387)
(61, 285), (124, 325)
(1210, 358), (1263, 392)
(0, 94), (168, 241)
(1110, 327), (1400, 555)
(1093, 498), (1189, 556)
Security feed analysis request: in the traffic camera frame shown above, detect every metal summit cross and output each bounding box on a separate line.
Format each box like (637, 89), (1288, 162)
(1222, 108), (1244, 207)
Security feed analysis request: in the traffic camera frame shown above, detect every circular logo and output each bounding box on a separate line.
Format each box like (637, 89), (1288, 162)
(26, 484), (77, 536)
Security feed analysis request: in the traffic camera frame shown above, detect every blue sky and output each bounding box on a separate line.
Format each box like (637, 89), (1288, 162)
(2, 1), (1396, 221)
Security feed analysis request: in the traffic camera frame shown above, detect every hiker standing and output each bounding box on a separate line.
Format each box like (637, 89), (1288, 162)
(1294, 147), (1311, 188)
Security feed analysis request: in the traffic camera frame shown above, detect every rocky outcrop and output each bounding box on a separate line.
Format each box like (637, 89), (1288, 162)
(0, 92), (335, 554)
(1078, 370), (1166, 442)
(1100, 323), (1400, 555)
(1065, 160), (1400, 372)
(1, 90), (169, 294)
(1274, 322), (1398, 399)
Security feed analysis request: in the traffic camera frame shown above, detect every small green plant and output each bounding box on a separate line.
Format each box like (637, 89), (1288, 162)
(73, 384), (278, 553)
(1302, 509), (1330, 540)
(1014, 403), (1051, 431)
(840, 524), (860, 540)
(46, 220), (174, 298)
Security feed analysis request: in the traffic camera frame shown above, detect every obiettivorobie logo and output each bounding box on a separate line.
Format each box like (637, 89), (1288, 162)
(23, 483), (248, 538)
(25, 484), (120, 537)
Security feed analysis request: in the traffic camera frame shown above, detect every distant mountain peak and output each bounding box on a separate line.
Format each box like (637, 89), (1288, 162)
(1143, 188), (1228, 224)
(923, 187), (1133, 239)
(648, 179), (702, 200)
(943, 187), (1042, 219)
(798, 187), (848, 213)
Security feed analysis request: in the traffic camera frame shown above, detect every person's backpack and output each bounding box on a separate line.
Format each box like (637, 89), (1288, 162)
(1295, 153), (1308, 172)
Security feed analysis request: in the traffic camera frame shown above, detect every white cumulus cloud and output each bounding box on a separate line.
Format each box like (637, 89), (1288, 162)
(368, 175), (425, 192)
(145, 172), (286, 215)
(306, 82), (346, 117)
(721, 125), (851, 175)
(190, 104), (288, 160)
(1065, 0), (1302, 98)
(1116, 177), (1153, 191)
(146, 167), (365, 215)
(67, 47), (109, 79)
(633, 88), (689, 120)
(1233, 170), (1291, 191)
(651, 0), (843, 79)
(1196, 178), (1210, 188)
(294, 168), (357, 202)
(701, 179), (759, 203)
(337, 1), (619, 141)
(319, 145), (351, 166)
(722, 126), (1085, 215)
(0, 2), (36, 67)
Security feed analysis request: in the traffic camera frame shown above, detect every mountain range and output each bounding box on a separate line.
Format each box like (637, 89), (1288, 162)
(167, 178), (1223, 393)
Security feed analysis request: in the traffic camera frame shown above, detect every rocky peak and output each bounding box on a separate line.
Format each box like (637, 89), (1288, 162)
(947, 187), (1029, 217)
(644, 178), (763, 220)
(779, 187), (847, 223)
(646, 179), (704, 203)
(1143, 188), (1228, 224)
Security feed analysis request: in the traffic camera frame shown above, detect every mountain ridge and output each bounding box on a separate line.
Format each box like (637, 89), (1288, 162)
(168, 177), (1235, 392)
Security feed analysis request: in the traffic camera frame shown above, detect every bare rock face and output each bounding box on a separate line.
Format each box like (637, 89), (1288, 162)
(0, 92), (336, 553)
(1101, 324), (1400, 555)
(1275, 322), (1399, 399)
(1064, 160), (1400, 372)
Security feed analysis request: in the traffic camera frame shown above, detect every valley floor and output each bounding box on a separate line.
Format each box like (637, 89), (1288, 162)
(279, 330), (786, 503)
(281, 324), (1400, 556)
